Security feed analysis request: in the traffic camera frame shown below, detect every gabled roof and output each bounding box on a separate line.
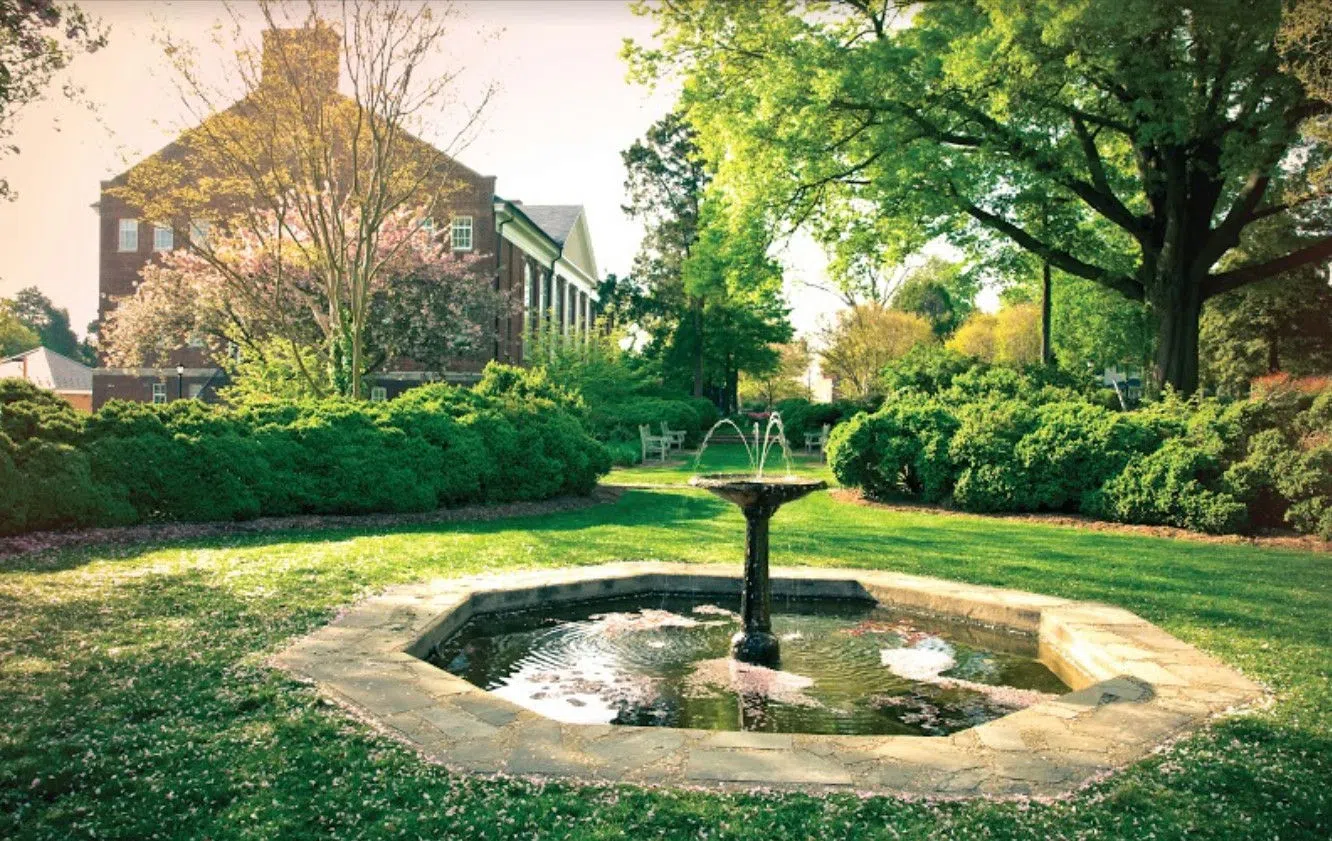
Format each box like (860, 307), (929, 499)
(0, 346), (93, 393)
(520, 205), (584, 246)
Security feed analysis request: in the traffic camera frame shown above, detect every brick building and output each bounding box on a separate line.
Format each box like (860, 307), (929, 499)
(93, 27), (599, 409)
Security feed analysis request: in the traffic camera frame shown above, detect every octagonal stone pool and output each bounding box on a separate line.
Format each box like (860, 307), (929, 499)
(273, 562), (1265, 797)
(427, 593), (1068, 736)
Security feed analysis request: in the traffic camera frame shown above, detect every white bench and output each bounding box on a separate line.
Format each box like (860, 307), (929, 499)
(640, 424), (671, 463)
(660, 421), (687, 450)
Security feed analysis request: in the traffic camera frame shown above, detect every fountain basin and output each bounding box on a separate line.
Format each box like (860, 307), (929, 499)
(272, 562), (1265, 798)
(688, 474), (827, 512)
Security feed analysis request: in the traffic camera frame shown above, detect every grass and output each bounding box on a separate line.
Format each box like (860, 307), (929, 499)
(604, 442), (834, 486)
(1, 444), (1330, 840)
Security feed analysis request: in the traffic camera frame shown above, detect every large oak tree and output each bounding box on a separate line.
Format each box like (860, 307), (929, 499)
(628, 0), (1332, 393)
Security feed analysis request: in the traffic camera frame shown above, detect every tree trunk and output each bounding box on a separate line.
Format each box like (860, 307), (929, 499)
(1040, 260), (1053, 366)
(691, 298), (705, 398)
(1151, 285), (1202, 394)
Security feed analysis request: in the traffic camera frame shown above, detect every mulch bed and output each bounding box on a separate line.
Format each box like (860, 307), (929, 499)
(831, 488), (1332, 555)
(0, 487), (622, 562)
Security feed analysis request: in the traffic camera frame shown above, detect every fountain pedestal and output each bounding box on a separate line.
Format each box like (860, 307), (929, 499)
(689, 475), (827, 666)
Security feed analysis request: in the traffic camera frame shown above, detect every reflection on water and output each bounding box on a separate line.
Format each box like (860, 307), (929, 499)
(427, 594), (1069, 736)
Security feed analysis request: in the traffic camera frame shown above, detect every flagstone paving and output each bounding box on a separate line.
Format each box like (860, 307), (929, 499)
(272, 562), (1265, 798)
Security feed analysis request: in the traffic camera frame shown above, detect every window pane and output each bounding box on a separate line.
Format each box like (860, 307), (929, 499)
(451, 216), (473, 251)
(189, 220), (210, 247)
(153, 225), (174, 252)
(118, 219), (139, 252)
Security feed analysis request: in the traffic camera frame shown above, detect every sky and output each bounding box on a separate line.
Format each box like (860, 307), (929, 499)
(0, 0), (853, 341)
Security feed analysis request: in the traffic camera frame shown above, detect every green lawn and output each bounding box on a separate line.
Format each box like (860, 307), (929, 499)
(604, 442), (835, 486)
(2, 452), (1330, 839)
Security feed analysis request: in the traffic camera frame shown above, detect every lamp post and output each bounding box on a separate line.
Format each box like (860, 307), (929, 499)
(176, 364), (185, 401)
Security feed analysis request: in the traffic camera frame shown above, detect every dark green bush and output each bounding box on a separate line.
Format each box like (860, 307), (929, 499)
(880, 345), (976, 395)
(1015, 403), (1158, 512)
(949, 399), (1038, 513)
(827, 395), (959, 503)
(686, 397), (721, 434)
(0, 376), (608, 535)
(1084, 439), (1248, 534)
(585, 397), (703, 448)
(773, 397), (864, 441)
(829, 378), (1290, 537)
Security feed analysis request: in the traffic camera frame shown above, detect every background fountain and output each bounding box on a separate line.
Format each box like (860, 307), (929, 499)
(689, 414), (826, 666)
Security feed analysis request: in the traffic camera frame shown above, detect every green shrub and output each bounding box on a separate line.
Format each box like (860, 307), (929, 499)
(686, 397), (721, 433)
(474, 361), (582, 411)
(949, 399), (1038, 513)
(0, 379), (609, 535)
(585, 397), (703, 447)
(0, 378), (84, 446)
(1085, 439), (1248, 534)
(880, 345), (977, 395)
(828, 396), (959, 502)
(1016, 403), (1158, 512)
(773, 397), (864, 441)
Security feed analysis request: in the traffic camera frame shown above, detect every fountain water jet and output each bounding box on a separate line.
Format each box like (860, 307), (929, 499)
(690, 413), (826, 666)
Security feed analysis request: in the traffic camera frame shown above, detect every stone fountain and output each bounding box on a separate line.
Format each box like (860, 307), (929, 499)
(689, 415), (826, 666)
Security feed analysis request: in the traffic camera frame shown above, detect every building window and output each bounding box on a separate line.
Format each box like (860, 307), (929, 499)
(151, 383), (167, 404)
(118, 219), (139, 252)
(451, 216), (473, 251)
(189, 219), (210, 247)
(370, 386), (388, 402)
(153, 224), (174, 252)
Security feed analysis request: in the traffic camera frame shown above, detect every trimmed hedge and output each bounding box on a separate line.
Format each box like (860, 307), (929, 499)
(0, 372), (610, 536)
(829, 361), (1332, 538)
(772, 397), (865, 441)
(585, 396), (707, 451)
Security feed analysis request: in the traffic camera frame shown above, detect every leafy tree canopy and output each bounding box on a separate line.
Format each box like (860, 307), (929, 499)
(1201, 212), (1332, 395)
(627, 0), (1332, 394)
(0, 299), (37, 356)
(890, 257), (978, 338)
(7, 286), (88, 361)
(0, 0), (105, 200)
(819, 303), (933, 400)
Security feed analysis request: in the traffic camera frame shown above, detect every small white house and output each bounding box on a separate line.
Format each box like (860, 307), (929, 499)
(0, 346), (94, 412)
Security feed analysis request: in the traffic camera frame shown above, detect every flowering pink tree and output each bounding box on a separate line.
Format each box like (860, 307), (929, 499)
(102, 204), (502, 397)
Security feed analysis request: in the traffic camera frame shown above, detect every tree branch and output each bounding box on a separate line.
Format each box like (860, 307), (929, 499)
(1203, 234), (1332, 299)
(956, 193), (1144, 300)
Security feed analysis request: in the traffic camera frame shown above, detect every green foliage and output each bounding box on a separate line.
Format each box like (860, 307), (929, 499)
(1085, 440), (1248, 534)
(585, 397), (704, 449)
(831, 370), (1330, 537)
(1200, 219), (1332, 397)
(0, 378), (608, 535)
(0, 301), (39, 356)
(827, 395), (959, 503)
(772, 397), (863, 440)
(1222, 390), (1332, 538)
(219, 338), (331, 402)
(890, 257), (979, 338)
(629, 0), (1330, 394)
(880, 345), (977, 396)
(474, 361), (581, 411)
(6, 287), (91, 362)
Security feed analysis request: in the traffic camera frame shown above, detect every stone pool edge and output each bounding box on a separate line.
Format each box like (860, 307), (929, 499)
(270, 561), (1266, 799)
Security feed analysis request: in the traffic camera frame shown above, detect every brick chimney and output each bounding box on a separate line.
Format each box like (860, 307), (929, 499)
(261, 25), (341, 94)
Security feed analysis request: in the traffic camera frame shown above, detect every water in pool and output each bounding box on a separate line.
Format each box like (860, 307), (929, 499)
(427, 593), (1069, 736)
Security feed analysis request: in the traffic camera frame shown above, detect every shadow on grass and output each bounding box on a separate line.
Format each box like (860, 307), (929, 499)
(0, 490), (734, 577)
